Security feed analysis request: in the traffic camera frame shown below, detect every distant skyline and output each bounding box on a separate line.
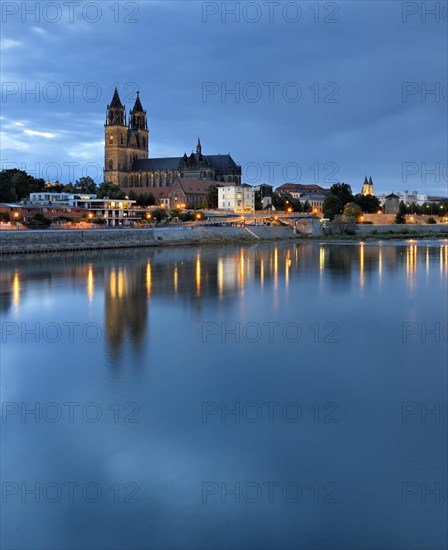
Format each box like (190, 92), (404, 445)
(1, 1), (447, 195)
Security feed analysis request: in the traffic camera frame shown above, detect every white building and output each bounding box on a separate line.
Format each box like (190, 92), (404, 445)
(219, 184), (254, 213)
(29, 192), (97, 205)
(28, 193), (140, 226)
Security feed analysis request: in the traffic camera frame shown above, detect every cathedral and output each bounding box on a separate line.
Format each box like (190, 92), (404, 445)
(104, 88), (242, 190)
(361, 176), (375, 196)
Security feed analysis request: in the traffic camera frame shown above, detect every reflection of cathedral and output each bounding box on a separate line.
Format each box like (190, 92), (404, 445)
(104, 265), (148, 353)
(104, 88), (242, 189)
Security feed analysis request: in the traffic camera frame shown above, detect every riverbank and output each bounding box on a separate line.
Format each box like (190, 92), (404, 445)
(1, 224), (447, 254)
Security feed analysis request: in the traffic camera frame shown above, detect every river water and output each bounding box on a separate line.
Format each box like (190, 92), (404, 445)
(1, 241), (447, 549)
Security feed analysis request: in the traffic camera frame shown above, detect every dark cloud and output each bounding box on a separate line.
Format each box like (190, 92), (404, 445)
(1, 1), (446, 194)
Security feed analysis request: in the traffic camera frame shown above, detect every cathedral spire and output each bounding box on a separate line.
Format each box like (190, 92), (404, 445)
(106, 87), (126, 126)
(196, 137), (202, 155)
(129, 91), (147, 130)
(132, 91), (144, 113)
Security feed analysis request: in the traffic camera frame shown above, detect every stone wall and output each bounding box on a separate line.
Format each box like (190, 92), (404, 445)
(0, 226), (298, 254)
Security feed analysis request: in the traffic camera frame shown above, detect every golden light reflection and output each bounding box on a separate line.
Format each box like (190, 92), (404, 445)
(260, 257), (264, 288)
(13, 271), (20, 307)
(173, 266), (178, 293)
(109, 270), (116, 299)
(359, 242), (365, 288)
(426, 246), (429, 275)
(87, 264), (94, 302)
(273, 246), (278, 290)
(117, 270), (124, 298)
(146, 261), (152, 297)
(285, 250), (291, 288)
(378, 247), (382, 282)
(218, 259), (223, 296)
(406, 245), (417, 287)
(196, 254), (201, 295)
(239, 249), (245, 288)
(319, 246), (325, 273)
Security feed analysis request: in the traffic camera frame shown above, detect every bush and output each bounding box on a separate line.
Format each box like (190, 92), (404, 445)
(332, 215), (357, 235)
(0, 211), (10, 222)
(426, 217), (437, 224)
(32, 213), (51, 225)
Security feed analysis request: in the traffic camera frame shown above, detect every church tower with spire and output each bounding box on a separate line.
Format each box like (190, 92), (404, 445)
(361, 176), (374, 196)
(104, 88), (149, 186)
(128, 91), (149, 160)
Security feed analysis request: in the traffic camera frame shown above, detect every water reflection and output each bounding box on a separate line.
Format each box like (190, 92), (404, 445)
(1, 240), (447, 550)
(1, 241), (447, 351)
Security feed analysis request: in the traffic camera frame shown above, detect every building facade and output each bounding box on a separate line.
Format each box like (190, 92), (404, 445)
(104, 89), (242, 190)
(219, 185), (255, 213)
(276, 183), (330, 200)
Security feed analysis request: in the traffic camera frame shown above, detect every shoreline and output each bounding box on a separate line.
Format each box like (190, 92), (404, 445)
(1, 225), (448, 255)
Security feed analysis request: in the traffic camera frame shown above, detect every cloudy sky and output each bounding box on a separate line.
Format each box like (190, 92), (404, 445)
(1, 1), (447, 195)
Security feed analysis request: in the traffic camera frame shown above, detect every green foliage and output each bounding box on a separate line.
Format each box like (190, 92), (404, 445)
(426, 217), (437, 224)
(332, 215), (357, 235)
(254, 190), (263, 210)
(354, 193), (381, 213)
(32, 213), (51, 225)
(322, 195), (343, 220)
(302, 200), (311, 213)
(206, 185), (218, 209)
(74, 176), (97, 194)
(97, 182), (126, 200)
(271, 192), (286, 210)
(394, 210), (406, 224)
(151, 208), (169, 223)
(329, 182), (354, 206)
(0, 169), (46, 202)
(0, 211), (10, 222)
(127, 190), (155, 206)
(343, 202), (362, 219)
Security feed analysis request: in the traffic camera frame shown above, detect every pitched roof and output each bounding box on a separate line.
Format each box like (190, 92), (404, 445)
(176, 178), (216, 194)
(276, 183), (329, 194)
(128, 187), (171, 199)
(133, 158), (182, 171)
(132, 153), (239, 172)
(131, 91), (144, 113)
(386, 193), (399, 198)
(109, 88), (123, 108)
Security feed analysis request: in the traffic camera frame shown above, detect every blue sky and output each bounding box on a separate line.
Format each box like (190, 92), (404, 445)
(1, 1), (447, 195)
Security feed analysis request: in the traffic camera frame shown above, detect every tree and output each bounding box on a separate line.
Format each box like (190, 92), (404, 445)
(151, 208), (169, 223)
(329, 182), (354, 206)
(272, 192), (286, 210)
(74, 177), (97, 194)
(254, 190), (263, 210)
(395, 201), (408, 224)
(97, 182), (126, 199)
(354, 193), (381, 213)
(343, 202), (362, 219)
(302, 200), (311, 213)
(332, 215), (357, 235)
(322, 195), (343, 220)
(205, 185), (218, 209)
(0, 169), (46, 202)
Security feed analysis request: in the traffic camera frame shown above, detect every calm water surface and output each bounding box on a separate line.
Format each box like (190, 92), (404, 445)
(1, 241), (447, 550)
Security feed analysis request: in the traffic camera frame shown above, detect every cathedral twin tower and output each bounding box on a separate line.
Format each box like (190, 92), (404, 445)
(104, 88), (241, 189)
(104, 88), (149, 187)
